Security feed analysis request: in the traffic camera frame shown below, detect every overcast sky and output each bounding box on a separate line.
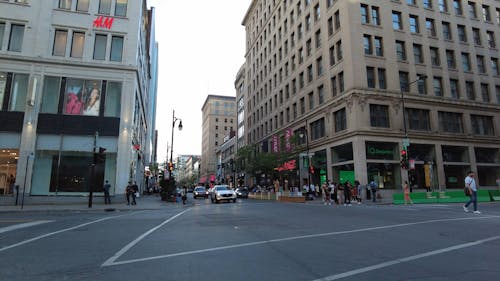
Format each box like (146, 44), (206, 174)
(147, 0), (252, 162)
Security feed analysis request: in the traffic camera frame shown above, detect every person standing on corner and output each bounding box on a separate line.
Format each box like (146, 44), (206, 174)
(369, 179), (378, 202)
(125, 181), (134, 205)
(103, 180), (111, 204)
(463, 171), (480, 214)
(403, 181), (413, 205)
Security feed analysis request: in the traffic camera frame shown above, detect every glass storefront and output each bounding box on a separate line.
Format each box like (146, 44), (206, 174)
(0, 149), (18, 195)
(366, 141), (400, 189)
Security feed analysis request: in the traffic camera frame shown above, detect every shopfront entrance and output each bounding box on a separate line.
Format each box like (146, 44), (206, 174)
(0, 149), (18, 195)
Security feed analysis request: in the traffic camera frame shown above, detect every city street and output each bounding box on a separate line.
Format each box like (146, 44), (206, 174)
(1, 196), (499, 281)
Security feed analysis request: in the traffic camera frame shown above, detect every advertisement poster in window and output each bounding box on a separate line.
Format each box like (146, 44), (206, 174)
(64, 79), (101, 116)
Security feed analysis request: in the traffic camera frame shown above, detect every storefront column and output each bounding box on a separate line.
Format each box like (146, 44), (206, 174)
(353, 137), (368, 185)
(468, 145), (477, 176)
(434, 145), (446, 191)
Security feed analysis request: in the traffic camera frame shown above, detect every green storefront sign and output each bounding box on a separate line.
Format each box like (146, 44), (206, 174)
(367, 147), (393, 156)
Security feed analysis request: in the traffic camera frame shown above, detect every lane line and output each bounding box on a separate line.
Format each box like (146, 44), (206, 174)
(104, 215), (500, 267)
(0, 214), (130, 253)
(0, 220), (53, 234)
(101, 209), (190, 267)
(311, 235), (500, 281)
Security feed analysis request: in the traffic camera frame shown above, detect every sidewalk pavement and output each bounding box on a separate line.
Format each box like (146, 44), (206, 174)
(0, 194), (179, 212)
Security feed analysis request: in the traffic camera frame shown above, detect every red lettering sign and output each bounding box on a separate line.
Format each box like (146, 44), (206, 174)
(93, 16), (114, 29)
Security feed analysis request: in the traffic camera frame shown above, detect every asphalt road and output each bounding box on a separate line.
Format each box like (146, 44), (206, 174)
(1, 196), (499, 281)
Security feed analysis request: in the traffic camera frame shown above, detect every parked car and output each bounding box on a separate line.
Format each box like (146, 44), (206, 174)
(193, 186), (208, 199)
(210, 185), (237, 203)
(235, 187), (249, 198)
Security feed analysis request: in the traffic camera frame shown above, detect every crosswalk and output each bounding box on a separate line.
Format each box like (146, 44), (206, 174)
(0, 220), (53, 234)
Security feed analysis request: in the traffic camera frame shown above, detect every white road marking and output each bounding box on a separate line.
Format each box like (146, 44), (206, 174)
(311, 234), (500, 281)
(0, 220), (53, 234)
(103, 215), (500, 267)
(0, 214), (128, 253)
(101, 209), (190, 267)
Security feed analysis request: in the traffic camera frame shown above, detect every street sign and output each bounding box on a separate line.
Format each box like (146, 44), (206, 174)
(299, 152), (315, 157)
(402, 138), (410, 148)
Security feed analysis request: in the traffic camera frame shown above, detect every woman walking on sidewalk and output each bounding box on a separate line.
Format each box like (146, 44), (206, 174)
(403, 181), (413, 205)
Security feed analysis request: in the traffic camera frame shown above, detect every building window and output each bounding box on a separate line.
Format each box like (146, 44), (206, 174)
(93, 34), (107, 60)
(406, 108), (430, 131)
(336, 40), (343, 60)
(329, 45), (335, 65)
(59, 0), (72, 9)
(339, 71), (344, 92)
(331, 76), (337, 96)
(396, 40), (406, 61)
(491, 58), (499, 75)
(442, 21), (452, 40)
(450, 79), (459, 99)
(310, 118), (325, 140)
(465, 81), (475, 100)
(409, 15), (419, 33)
(53, 30), (68, 56)
(487, 31), (496, 48)
(372, 6), (380, 25)
(71, 31), (85, 58)
(8, 24), (24, 52)
(480, 83), (490, 102)
(104, 81), (122, 117)
(63, 79), (102, 116)
(453, 0), (463, 16)
(316, 57), (323, 76)
(392, 11), (402, 30)
(439, 0), (448, 12)
(40, 76), (61, 114)
(308, 92), (314, 110)
(471, 115), (494, 135)
(99, 0), (112, 15)
(426, 18), (436, 37)
(423, 0), (433, 9)
(367, 67), (375, 88)
(446, 49), (456, 68)
(472, 28), (481, 45)
(399, 71), (409, 92)
(433, 77), (443, 96)
(77, 0), (90, 12)
(334, 108), (346, 132)
(417, 75), (426, 94)
(430, 47), (440, 66)
(468, 1), (477, 18)
(361, 4), (369, 24)
(374, 36), (383, 56)
(482, 5), (491, 21)
(8, 73), (29, 111)
(364, 34), (373, 55)
(461, 52), (471, 72)
(110, 35), (123, 62)
(318, 85), (324, 105)
(378, 68), (387, 89)
(438, 111), (463, 133)
(370, 104), (389, 128)
(457, 25), (467, 42)
(477, 55), (486, 73)
(115, 0), (127, 17)
(413, 44), (423, 63)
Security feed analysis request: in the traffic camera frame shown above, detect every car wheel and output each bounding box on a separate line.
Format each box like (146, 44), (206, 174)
(233, 199), (236, 203)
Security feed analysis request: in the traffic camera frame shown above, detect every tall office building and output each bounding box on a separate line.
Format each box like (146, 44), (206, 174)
(200, 95), (236, 184)
(240, 0), (499, 191)
(0, 0), (158, 202)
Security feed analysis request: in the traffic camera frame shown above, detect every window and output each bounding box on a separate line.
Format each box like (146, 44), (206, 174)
(423, 0), (433, 9)
(8, 73), (29, 111)
(329, 45), (335, 65)
(314, 4), (320, 21)
(371, 6), (380, 25)
(0, 23), (4, 50)
(430, 47), (440, 66)
(442, 22), (452, 40)
(318, 85), (324, 105)
(40, 77), (61, 114)
(438, 0), (448, 12)
(77, 0), (90, 12)
(392, 11), (402, 30)
(8, 24), (24, 52)
(482, 5), (491, 21)
(338, 71), (344, 92)
(0, 72), (6, 106)
(305, 14), (311, 31)
(63, 79), (102, 116)
(374, 36), (383, 56)
(457, 25), (467, 42)
(446, 49), (456, 68)
(406, 108), (430, 131)
(334, 108), (346, 132)
(426, 18), (436, 37)
(361, 4), (369, 24)
(307, 64), (313, 82)
(110, 35), (123, 62)
(99, 0), (112, 15)
(59, 0), (72, 9)
(433, 77), (443, 96)
(471, 115), (494, 135)
(413, 44), (423, 63)
(93, 34), (107, 60)
(486, 31), (496, 48)
(315, 29), (321, 48)
(461, 52), (471, 72)
(71, 31), (85, 58)
(308, 92), (314, 109)
(364, 34), (372, 55)
(450, 79), (459, 98)
(310, 118), (325, 140)
(378, 68), (387, 89)
(367, 67), (375, 88)
(370, 104), (389, 128)
(115, 0), (127, 17)
(480, 83), (490, 102)
(476, 55), (486, 73)
(409, 15), (419, 33)
(53, 30), (68, 56)
(468, 1), (477, 18)
(336, 40), (343, 60)
(491, 58), (499, 75)
(396, 40), (406, 61)
(316, 56), (323, 76)
(328, 17), (334, 35)
(104, 81), (121, 117)
(334, 10), (341, 29)
(399, 71), (409, 92)
(465, 81), (475, 100)
(438, 111), (463, 133)
(453, 0), (463, 16)
(331, 76), (337, 96)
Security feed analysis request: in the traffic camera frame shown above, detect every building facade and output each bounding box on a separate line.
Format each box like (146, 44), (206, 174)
(0, 0), (158, 201)
(200, 95), (236, 184)
(240, 0), (499, 191)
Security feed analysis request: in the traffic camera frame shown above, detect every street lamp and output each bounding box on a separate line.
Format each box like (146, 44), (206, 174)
(169, 110), (182, 183)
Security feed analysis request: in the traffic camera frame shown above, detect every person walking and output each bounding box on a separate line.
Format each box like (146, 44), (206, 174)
(463, 171), (480, 214)
(322, 183), (331, 205)
(103, 180), (111, 204)
(369, 179), (378, 202)
(125, 181), (133, 205)
(403, 181), (413, 205)
(343, 181), (352, 206)
(355, 180), (362, 204)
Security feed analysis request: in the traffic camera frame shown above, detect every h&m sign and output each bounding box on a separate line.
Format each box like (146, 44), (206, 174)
(93, 16), (114, 29)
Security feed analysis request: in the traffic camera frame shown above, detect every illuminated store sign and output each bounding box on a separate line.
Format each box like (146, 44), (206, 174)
(93, 16), (114, 29)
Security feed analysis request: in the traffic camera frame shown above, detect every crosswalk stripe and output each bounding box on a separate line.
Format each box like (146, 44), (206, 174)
(0, 220), (53, 234)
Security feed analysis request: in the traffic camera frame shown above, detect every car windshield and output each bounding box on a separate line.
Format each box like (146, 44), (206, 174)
(195, 187), (205, 191)
(215, 186), (228, 191)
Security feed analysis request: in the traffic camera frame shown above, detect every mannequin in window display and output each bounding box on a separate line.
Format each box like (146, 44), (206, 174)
(83, 88), (100, 116)
(64, 86), (83, 114)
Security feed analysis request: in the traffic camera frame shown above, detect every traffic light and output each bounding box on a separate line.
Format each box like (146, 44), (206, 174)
(168, 162), (174, 171)
(400, 149), (408, 170)
(93, 147), (106, 164)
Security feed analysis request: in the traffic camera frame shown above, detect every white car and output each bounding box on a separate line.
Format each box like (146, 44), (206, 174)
(210, 185), (237, 203)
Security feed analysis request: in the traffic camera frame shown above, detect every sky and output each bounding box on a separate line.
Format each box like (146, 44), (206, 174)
(147, 0), (252, 162)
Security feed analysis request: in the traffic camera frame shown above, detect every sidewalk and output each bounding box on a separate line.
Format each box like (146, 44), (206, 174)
(0, 194), (178, 212)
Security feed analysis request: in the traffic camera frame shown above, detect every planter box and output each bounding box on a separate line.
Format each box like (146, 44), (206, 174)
(278, 195), (305, 203)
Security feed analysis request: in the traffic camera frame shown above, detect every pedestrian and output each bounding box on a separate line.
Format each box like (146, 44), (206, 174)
(355, 180), (362, 204)
(403, 181), (413, 205)
(7, 174), (15, 194)
(463, 171), (480, 214)
(369, 179), (378, 202)
(343, 181), (352, 206)
(125, 181), (134, 205)
(131, 181), (138, 205)
(181, 186), (187, 204)
(103, 180), (111, 204)
(322, 183), (331, 205)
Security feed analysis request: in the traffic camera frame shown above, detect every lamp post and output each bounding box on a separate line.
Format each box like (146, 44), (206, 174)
(169, 110), (183, 184)
(400, 75), (427, 185)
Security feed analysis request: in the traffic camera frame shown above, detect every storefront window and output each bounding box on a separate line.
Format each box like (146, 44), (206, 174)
(9, 73), (29, 112)
(331, 142), (353, 163)
(475, 147), (499, 163)
(63, 79), (101, 116)
(104, 81), (121, 117)
(367, 163), (399, 189)
(0, 72), (6, 107)
(40, 76), (61, 113)
(0, 149), (18, 195)
(442, 145), (469, 162)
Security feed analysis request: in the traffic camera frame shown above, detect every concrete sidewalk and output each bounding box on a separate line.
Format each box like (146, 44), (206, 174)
(0, 194), (179, 212)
